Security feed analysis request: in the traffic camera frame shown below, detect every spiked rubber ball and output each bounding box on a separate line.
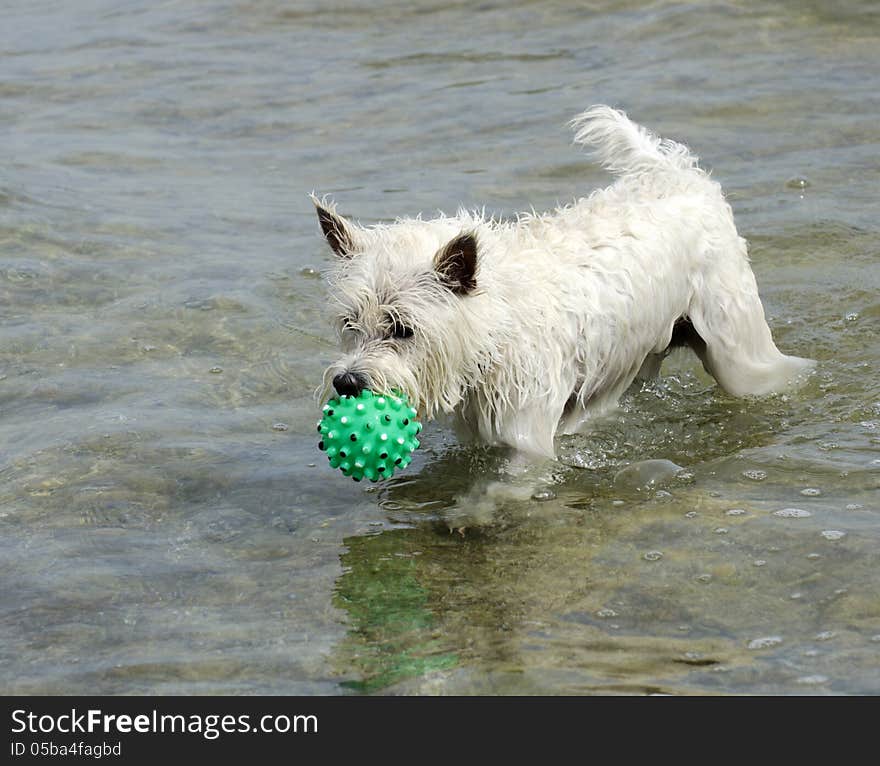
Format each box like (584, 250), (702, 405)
(317, 390), (421, 481)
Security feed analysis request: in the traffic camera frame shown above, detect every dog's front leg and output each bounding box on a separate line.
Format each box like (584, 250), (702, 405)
(445, 446), (560, 532)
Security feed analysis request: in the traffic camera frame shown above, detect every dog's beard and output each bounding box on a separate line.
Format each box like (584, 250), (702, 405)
(318, 348), (421, 408)
(319, 335), (484, 422)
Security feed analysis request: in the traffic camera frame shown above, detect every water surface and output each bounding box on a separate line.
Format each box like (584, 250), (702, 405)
(1, 0), (878, 694)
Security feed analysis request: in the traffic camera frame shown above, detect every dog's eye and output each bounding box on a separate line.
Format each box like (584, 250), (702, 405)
(389, 320), (414, 340)
(340, 316), (357, 333)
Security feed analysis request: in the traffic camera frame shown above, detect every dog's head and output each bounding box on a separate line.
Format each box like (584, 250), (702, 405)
(313, 195), (485, 418)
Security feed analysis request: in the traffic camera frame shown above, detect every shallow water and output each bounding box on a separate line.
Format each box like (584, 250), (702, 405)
(1, 0), (878, 695)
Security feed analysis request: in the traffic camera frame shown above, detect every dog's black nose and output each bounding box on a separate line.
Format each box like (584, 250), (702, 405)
(333, 371), (368, 397)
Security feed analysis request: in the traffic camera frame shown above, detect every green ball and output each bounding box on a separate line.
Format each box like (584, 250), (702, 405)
(317, 390), (422, 482)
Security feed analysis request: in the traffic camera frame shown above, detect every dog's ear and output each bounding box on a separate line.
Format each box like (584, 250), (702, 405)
(433, 232), (478, 295)
(311, 195), (356, 258)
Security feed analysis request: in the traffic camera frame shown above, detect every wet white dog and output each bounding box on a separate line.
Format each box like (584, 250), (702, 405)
(314, 106), (814, 464)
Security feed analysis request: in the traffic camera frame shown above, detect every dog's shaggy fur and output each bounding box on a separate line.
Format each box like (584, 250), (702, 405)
(314, 106), (814, 459)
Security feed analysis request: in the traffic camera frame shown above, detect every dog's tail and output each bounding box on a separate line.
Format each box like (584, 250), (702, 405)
(569, 105), (700, 177)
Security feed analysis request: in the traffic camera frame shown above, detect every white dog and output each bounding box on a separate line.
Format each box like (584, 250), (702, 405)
(314, 106), (814, 462)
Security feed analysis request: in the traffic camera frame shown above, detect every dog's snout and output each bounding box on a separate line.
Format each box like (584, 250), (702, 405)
(333, 371), (368, 397)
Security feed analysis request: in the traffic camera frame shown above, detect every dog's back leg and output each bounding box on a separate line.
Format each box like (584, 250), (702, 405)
(687, 239), (815, 396)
